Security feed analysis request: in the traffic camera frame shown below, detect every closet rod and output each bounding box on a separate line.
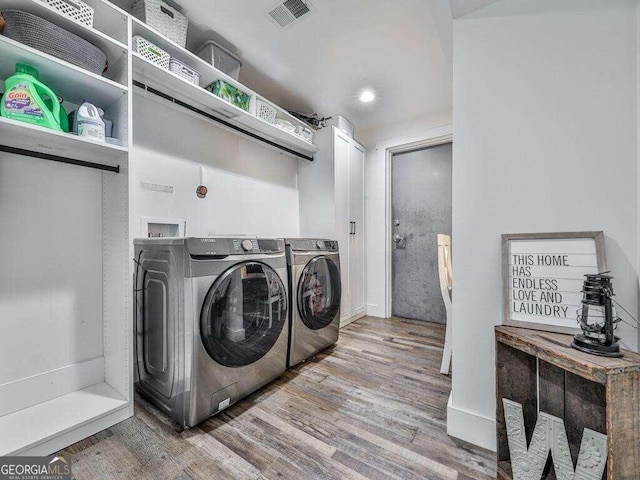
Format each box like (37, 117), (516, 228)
(0, 145), (120, 173)
(133, 80), (314, 162)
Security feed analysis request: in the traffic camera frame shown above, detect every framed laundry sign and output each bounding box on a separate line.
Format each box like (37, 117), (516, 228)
(502, 231), (606, 334)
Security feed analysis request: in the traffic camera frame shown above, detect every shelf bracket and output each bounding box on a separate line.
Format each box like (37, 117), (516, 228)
(0, 145), (120, 173)
(132, 80), (314, 162)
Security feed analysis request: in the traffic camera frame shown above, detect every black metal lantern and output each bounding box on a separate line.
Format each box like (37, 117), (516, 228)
(571, 273), (622, 358)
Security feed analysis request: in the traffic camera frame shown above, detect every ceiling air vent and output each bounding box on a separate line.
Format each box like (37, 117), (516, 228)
(268, 0), (312, 29)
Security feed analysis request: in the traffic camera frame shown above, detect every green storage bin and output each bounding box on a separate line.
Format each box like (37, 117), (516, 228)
(205, 80), (251, 112)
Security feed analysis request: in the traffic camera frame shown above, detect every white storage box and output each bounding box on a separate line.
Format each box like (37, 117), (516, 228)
(38, 0), (94, 27)
(133, 35), (170, 70)
(275, 119), (296, 135)
(195, 40), (242, 81)
(132, 0), (188, 47)
(169, 58), (200, 85)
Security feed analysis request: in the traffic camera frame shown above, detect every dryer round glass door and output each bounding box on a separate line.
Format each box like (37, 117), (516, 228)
(200, 262), (288, 367)
(297, 256), (341, 330)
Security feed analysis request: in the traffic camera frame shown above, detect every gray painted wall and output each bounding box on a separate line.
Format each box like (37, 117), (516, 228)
(392, 143), (452, 322)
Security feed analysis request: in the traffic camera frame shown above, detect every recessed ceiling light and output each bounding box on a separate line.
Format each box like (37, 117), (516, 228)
(360, 90), (375, 103)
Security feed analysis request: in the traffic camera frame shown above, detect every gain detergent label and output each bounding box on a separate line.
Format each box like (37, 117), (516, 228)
(4, 83), (44, 119)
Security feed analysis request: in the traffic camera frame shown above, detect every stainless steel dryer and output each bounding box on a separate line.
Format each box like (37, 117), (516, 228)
(286, 238), (341, 367)
(134, 237), (288, 428)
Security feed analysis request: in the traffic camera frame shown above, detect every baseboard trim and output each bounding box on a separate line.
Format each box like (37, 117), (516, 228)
(340, 311), (366, 328)
(447, 394), (497, 452)
(366, 303), (385, 318)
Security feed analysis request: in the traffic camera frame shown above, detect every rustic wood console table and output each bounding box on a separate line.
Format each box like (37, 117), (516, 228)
(495, 326), (640, 479)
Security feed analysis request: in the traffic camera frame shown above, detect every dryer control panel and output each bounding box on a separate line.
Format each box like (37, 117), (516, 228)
(286, 238), (339, 252)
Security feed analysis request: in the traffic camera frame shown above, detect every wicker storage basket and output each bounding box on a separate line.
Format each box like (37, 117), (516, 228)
(38, 0), (94, 27)
(132, 0), (188, 48)
(169, 58), (200, 85)
(256, 99), (277, 124)
(2, 10), (107, 74)
(133, 36), (170, 69)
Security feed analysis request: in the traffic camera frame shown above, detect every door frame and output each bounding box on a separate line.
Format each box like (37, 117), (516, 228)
(384, 126), (452, 318)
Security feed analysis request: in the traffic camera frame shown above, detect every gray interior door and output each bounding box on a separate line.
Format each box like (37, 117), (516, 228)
(392, 143), (452, 322)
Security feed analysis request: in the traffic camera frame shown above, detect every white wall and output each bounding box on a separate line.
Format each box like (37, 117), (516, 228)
(450, 2), (639, 450)
(360, 111), (453, 318)
(131, 93), (300, 239)
(0, 155), (103, 383)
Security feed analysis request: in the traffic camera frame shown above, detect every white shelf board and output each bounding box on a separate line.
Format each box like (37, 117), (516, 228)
(130, 18), (317, 140)
(0, 382), (128, 456)
(0, 0), (129, 74)
(0, 35), (128, 109)
(0, 116), (128, 167)
(132, 54), (318, 157)
(131, 17), (253, 95)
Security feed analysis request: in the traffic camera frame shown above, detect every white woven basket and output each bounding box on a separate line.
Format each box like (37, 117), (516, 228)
(132, 0), (188, 48)
(275, 119), (297, 135)
(38, 0), (94, 27)
(133, 35), (170, 70)
(256, 99), (277, 124)
(169, 59), (200, 85)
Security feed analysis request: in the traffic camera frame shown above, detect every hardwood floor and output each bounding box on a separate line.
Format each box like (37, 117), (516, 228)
(61, 316), (496, 479)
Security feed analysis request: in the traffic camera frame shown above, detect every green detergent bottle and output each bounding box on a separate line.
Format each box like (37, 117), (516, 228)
(1, 63), (62, 131)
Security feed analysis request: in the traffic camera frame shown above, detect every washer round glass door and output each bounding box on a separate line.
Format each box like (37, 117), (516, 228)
(200, 262), (287, 367)
(297, 256), (341, 330)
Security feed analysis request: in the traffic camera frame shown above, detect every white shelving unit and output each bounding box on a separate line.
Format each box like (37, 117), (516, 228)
(130, 18), (317, 159)
(0, 35), (128, 110)
(0, 0), (133, 456)
(0, 0), (128, 57)
(0, 116), (127, 167)
(0, 0), (322, 457)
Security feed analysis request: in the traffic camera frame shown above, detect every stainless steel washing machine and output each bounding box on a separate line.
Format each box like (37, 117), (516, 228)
(134, 237), (289, 428)
(286, 238), (341, 368)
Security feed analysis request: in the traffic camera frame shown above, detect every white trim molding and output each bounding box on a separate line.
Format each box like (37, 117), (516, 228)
(447, 394), (497, 452)
(365, 123), (453, 319)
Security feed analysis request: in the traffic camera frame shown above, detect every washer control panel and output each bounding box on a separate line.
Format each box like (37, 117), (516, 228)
(233, 238), (259, 253)
(187, 238), (284, 256)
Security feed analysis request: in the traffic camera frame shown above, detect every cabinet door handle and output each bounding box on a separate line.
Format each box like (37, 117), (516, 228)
(353, 221), (356, 235)
(349, 222), (354, 235)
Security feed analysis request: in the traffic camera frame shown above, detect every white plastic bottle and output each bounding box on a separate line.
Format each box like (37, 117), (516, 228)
(77, 100), (105, 143)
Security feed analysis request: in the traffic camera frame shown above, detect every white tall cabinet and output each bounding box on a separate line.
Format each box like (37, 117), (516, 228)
(299, 127), (366, 326)
(0, 0), (133, 456)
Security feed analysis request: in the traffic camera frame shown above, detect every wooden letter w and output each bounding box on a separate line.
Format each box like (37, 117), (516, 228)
(503, 398), (607, 480)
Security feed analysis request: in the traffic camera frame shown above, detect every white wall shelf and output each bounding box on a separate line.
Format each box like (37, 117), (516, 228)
(0, 117), (127, 169)
(0, 0), (129, 85)
(132, 53), (318, 158)
(0, 382), (129, 456)
(0, 35), (128, 109)
(130, 18), (317, 159)
(131, 17), (254, 99)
